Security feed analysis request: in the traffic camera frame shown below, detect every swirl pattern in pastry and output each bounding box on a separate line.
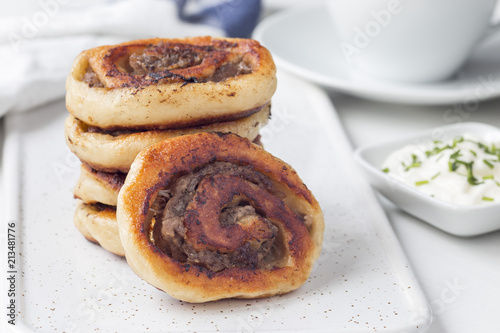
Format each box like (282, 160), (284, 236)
(66, 37), (277, 130)
(117, 132), (324, 302)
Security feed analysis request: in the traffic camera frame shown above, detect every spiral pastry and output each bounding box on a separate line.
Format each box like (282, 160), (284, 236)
(66, 37), (276, 130)
(73, 135), (263, 208)
(117, 133), (324, 303)
(74, 201), (125, 257)
(74, 163), (125, 206)
(64, 105), (269, 173)
(73, 134), (264, 256)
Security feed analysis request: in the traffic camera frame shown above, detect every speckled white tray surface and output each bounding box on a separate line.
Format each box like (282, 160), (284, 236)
(2, 72), (432, 332)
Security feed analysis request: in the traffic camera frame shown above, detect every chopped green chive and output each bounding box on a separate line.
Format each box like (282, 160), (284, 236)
(444, 146), (484, 185)
(404, 163), (421, 172)
(482, 196), (494, 201)
(450, 150), (462, 160)
(478, 142), (500, 159)
(449, 160), (459, 172)
(453, 136), (464, 146)
(431, 172), (441, 180)
(457, 160), (483, 185)
(397, 136), (500, 194)
(426, 145), (451, 157)
(382, 168), (390, 173)
(403, 154), (421, 172)
(484, 159), (495, 169)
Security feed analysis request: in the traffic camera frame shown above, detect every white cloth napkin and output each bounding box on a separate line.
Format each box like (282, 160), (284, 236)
(0, 0), (224, 118)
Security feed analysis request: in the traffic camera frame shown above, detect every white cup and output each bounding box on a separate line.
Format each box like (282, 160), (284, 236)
(327, 0), (500, 83)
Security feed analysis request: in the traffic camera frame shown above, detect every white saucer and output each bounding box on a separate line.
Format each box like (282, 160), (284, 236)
(254, 4), (500, 105)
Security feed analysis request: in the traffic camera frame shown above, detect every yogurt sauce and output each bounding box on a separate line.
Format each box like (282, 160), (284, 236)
(381, 133), (500, 205)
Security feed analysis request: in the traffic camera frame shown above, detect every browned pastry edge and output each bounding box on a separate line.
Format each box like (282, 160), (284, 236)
(67, 103), (266, 133)
(73, 163), (125, 205)
(65, 105), (269, 173)
(86, 37), (264, 88)
(117, 132), (324, 303)
(74, 201), (125, 257)
(74, 132), (262, 206)
(66, 37), (277, 129)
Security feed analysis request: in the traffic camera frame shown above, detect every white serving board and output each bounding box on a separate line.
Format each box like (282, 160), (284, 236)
(1, 72), (432, 332)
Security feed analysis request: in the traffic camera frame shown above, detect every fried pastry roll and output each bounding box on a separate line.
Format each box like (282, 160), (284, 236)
(65, 105), (269, 173)
(74, 163), (125, 206)
(73, 135), (263, 207)
(117, 133), (324, 303)
(74, 201), (125, 257)
(66, 37), (277, 130)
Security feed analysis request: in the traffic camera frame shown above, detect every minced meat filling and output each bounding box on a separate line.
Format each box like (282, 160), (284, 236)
(129, 42), (252, 82)
(129, 44), (204, 75)
(208, 60), (252, 82)
(82, 43), (253, 87)
(82, 66), (104, 88)
(151, 162), (284, 272)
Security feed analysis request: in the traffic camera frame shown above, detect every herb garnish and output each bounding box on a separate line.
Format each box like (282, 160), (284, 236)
(454, 160), (483, 185)
(445, 147), (485, 185)
(484, 159), (495, 169)
(391, 135), (500, 204)
(431, 172), (441, 180)
(478, 142), (500, 159)
(403, 154), (421, 172)
(425, 137), (464, 158)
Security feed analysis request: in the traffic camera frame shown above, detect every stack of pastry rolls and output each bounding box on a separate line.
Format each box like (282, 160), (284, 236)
(64, 37), (277, 256)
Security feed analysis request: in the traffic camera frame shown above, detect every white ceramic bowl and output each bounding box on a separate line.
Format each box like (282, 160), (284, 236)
(353, 122), (500, 237)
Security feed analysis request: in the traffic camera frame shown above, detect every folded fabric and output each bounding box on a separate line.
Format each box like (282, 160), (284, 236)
(0, 0), (262, 118)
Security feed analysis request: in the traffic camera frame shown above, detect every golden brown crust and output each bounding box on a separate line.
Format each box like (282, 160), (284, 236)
(117, 133), (324, 303)
(65, 37), (277, 129)
(74, 163), (125, 206)
(73, 137), (263, 207)
(74, 200), (125, 257)
(64, 105), (269, 173)
(74, 209), (98, 244)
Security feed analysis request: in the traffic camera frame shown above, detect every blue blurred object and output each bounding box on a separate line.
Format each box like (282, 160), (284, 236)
(176, 0), (261, 37)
